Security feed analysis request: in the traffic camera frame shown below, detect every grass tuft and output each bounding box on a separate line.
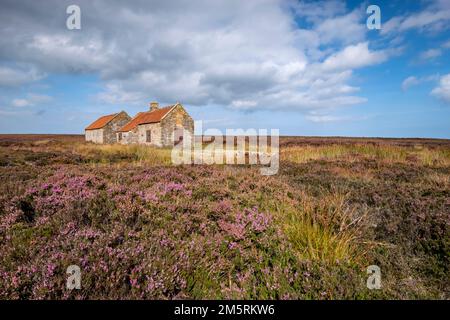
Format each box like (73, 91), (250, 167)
(274, 191), (368, 264)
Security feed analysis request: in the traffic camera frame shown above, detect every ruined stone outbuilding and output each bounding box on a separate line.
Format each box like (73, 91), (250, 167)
(85, 102), (194, 147)
(85, 111), (131, 144)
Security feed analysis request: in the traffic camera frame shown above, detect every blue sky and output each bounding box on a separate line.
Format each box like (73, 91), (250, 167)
(0, 0), (449, 138)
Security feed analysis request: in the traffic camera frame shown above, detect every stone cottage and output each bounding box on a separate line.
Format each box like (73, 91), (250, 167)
(85, 111), (131, 144)
(117, 102), (194, 147)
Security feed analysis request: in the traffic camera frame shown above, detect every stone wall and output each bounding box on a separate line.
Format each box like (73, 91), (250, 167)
(85, 129), (104, 143)
(118, 128), (139, 145)
(137, 123), (163, 146)
(103, 112), (131, 144)
(85, 130), (92, 142)
(117, 132), (129, 144)
(160, 105), (194, 146)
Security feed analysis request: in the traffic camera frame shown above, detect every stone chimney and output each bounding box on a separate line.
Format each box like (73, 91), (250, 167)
(150, 101), (159, 111)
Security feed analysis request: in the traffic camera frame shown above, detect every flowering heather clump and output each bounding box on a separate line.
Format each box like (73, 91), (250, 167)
(0, 164), (294, 299)
(219, 207), (271, 240)
(0, 136), (448, 299)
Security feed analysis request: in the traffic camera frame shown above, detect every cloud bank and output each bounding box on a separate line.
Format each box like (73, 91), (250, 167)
(0, 0), (391, 114)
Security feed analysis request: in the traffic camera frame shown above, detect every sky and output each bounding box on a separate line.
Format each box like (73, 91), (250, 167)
(0, 0), (449, 138)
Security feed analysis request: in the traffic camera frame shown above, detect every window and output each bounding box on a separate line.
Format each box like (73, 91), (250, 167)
(118, 133), (122, 141)
(146, 130), (151, 142)
(174, 127), (183, 145)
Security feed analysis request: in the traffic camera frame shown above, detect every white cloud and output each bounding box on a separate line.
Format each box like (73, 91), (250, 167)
(231, 100), (258, 110)
(402, 76), (420, 91)
(431, 74), (450, 103)
(0, 66), (44, 87)
(12, 99), (32, 107)
(381, 1), (450, 35)
(292, 0), (347, 24)
(314, 9), (365, 45)
(322, 42), (388, 71)
(27, 35), (110, 73)
(402, 74), (439, 91)
(11, 93), (52, 108)
(419, 48), (442, 59)
(96, 83), (145, 105)
(399, 10), (450, 31)
(306, 114), (344, 123)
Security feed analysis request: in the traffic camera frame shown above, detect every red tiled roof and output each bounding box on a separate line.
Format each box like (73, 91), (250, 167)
(118, 105), (175, 132)
(85, 113), (119, 130)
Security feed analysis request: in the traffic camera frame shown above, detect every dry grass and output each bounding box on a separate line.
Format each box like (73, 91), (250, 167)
(328, 166), (375, 182)
(281, 143), (450, 167)
(422, 171), (450, 187)
(416, 147), (450, 166)
(74, 143), (172, 166)
(272, 191), (369, 264)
